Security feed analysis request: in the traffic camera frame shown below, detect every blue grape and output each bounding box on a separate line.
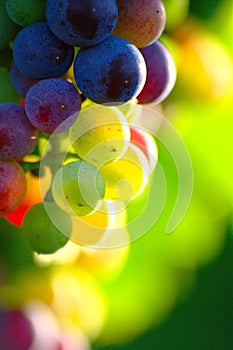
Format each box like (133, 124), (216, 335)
(10, 64), (38, 98)
(12, 22), (74, 79)
(25, 78), (81, 134)
(0, 103), (38, 160)
(73, 35), (147, 105)
(46, 0), (118, 47)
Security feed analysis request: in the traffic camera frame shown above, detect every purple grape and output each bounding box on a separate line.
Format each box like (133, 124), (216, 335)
(46, 0), (118, 47)
(0, 103), (38, 160)
(137, 40), (176, 104)
(0, 308), (34, 350)
(10, 64), (38, 98)
(73, 35), (147, 105)
(12, 22), (74, 79)
(25, 78), (81, 134)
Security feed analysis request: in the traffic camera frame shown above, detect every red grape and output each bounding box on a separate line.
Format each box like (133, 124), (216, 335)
(137, 40), (176, 104)
(0, 103), (38, 160)
(113, 0), (166, 48)
(0, 160), (26, 216)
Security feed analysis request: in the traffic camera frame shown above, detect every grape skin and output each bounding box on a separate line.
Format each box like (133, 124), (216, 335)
(73, 35), (147, 104)
(46, 0), (118, 47)
(130, 125), (158, 174)
(69, 104), (130, 166)
(137, 40), (177, 104)
(10, 63), (38, 98)
(113, 0), (166, 48)
(0, 160), (27, 216)
(100, 143), (150, 202)
(0, 0), (20, 50)
(23, 202), (70, 254)
(0, 103), (38, 160)
(12, 22), (74, 79)
(0, 1), (176, 258)
(52, 160), (105, 217)
(25, 78), (81, 134)
(6, 0), (47, 27)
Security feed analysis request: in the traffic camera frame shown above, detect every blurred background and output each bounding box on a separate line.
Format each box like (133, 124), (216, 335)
(0, 0), (233, 349)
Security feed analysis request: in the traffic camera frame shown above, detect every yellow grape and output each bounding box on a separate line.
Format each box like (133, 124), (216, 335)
(100, 143), (150, 202)
(52, 160), (105, 217)
(69, 104), (130, 166)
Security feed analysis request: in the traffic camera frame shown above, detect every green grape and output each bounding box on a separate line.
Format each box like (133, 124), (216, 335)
(69, 104), (130, 166)
(22, 202), (71, 254)
(52, 160), (105, 217)
(6, 0), (47, 27)
(0, 68), (20, 103)
(0, 0), (20, 50)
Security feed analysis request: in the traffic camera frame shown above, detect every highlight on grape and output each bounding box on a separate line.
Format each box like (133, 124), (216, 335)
(40, 104), (193, 248)
(0, 0), (193, 252)
(0, 1), (205, 349)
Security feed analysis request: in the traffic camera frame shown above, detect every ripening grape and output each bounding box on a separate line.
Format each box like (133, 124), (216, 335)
(130, 125), (158, 174)
(0, 308), (34, 350)
(0, 103), (38, 160)
(100, 143), (150, 202)
(46, 0), (118, 47)
(6, 0), (47, 27)
(0, 0), (20, 50)
(69, 104), (130, 166)
(12, 22), (74, 79)
(0, 160), (27, 216)
(10, 64), (38, 98)
(113, 0), (166, 48)
(23, 202), (71, 254)
(137, 40), (177, 104)
(25, 78), (81, 134)
(73, 35), (147, 105)
(52, 160), (105, 217)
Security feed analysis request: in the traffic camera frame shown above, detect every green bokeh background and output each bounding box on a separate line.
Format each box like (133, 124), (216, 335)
(0, 0), (232, 349)
(93, 0), (233, 348)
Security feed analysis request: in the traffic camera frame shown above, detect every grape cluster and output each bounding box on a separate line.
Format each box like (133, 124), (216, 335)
(0, 0), (176, 253)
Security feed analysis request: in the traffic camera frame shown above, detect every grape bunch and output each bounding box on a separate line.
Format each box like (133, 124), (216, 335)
(0, 0), (176, 254)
